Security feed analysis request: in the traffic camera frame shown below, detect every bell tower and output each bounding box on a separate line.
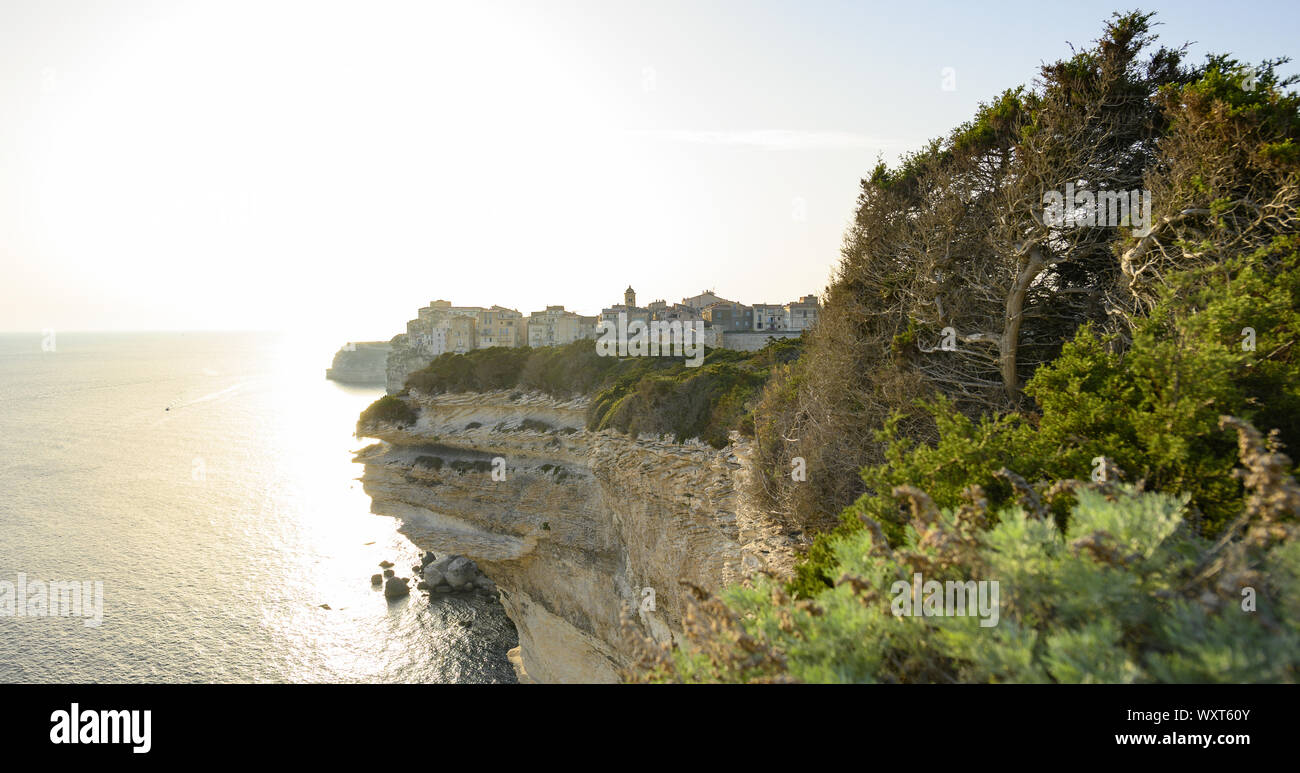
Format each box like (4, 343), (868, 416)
(624, 285), (636, 308)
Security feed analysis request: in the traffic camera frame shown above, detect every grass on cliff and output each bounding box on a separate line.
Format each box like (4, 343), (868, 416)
(368, 338), (802, 448)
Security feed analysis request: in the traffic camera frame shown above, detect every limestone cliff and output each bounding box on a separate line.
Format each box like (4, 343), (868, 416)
(356, 389), (796, 683)
(385, 334), (431, 394)
(326, 342), (392, 384)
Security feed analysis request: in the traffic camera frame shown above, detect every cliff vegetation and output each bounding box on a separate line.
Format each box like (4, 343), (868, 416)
(639, 11), (1300, 682)
(383, 337), (802, 448)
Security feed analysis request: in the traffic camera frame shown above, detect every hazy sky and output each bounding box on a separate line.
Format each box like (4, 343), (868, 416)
(2, 0), (1297, 339)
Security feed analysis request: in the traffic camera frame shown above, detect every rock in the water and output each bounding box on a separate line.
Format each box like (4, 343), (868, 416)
(416, 580), (430, 591)
(422, 565), (444, 587)
(421, 551), (437, 567)
(379, 560), (394, 569)
(370, 574), (383, 586)
(383, 568), (395, 578)
(384, 577), (410, 599)
(443, 556), (478, 588)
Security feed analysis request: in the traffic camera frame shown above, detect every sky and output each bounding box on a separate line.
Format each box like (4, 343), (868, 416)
(2, 0), (1298, 340)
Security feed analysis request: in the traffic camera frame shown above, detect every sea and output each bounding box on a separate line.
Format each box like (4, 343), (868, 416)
(0, 331), (517, 683)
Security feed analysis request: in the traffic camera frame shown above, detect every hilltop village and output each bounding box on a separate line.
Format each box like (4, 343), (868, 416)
(327, 286), (819, 391)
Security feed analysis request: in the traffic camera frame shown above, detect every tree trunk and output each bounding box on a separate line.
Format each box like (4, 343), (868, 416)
(1000, 247), (1045, 400)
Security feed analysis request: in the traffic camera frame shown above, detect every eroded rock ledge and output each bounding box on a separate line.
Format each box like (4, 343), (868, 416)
(356, 389), (795, 683)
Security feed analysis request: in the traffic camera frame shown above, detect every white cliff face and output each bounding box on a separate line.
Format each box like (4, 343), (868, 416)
(326, 342), (392, 384)
(385, 334), (432, 394)
(356, 389), (795, 683)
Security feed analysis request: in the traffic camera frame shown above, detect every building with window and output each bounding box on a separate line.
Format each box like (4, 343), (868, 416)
(600, 285), (651, 327)
(476, 306), (525, 348)
(752, 303), (786, 331)
(702, 301), (753, 332)
(527, 305), (597, 347)
(681, 290), (735, 310)
(784, 294), (820, 331)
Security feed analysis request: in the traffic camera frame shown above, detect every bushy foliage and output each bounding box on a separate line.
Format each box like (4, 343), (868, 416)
(357, 394), (417, 428)
(633, 419), (1300, 683)
(382, 337), (802, 448)
(746, 12), (1300, 543)
(403, 344), (540, 395)
(626, 13), (1300, 682)
(588, 347), (796, 448)
(746, 11), (1205, 534)
(789, 235), (1300, 595)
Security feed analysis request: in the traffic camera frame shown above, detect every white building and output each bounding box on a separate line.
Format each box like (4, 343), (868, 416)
(527, 305), (597, 348)
(752, 303), (786, 331)
(784, 294), (820, 331)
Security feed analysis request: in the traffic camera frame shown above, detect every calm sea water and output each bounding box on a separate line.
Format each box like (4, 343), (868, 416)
(0, 332), (516, 683)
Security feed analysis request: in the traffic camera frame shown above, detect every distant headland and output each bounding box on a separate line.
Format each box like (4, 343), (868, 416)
(325, 341), (392, 385)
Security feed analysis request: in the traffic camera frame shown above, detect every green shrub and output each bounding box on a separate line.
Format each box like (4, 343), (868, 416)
(592, 360), (768, 448)
(744, 14), (1300, 543)
(398, 337), (802, 448)
(357, 394), (417, 428)
(790, 237), (1300, 596)
(404, 345), (534, 394)
(636, 421), (1300, 683)
(632, 13), (1300, 683)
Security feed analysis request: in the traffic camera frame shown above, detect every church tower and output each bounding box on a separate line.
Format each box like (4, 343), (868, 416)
(624, 285), (636, 308)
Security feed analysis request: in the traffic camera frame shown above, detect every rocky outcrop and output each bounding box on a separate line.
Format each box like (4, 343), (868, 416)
(385, 334), (431, 394)
(423, 554), (496, 593)
(326, 342), (392, 384)
(356, 389), (796, 683)
(384, 576), (410, 599)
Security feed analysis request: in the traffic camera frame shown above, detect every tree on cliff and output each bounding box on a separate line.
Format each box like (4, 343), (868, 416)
(748, 11), (1300, 540)
(632, 28), (1300, 673)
